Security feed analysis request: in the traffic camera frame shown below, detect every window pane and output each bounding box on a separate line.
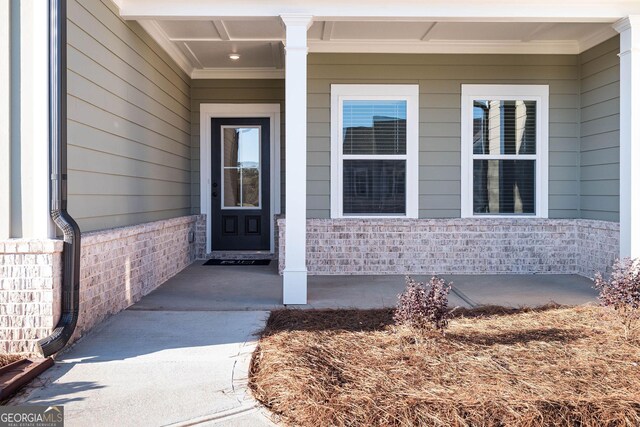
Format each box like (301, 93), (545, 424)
(223, 127), (260, 167)
(223, 169), (240, 207)
(343, 100), (406, 155)
(473, 160), (535, 215)
(241, 168), (260, 207)
(343, 160), (406, 214)
(223, 127), (261, 209)
(473, 100), (536, 155)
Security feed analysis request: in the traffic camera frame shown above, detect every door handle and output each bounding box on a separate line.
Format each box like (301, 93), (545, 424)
(212, 192), (218, 197)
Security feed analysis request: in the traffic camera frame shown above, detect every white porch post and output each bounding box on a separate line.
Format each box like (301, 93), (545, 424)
(0, 0), (10, 239)
(21, 0), (54, 239)
(281, 14), (312, 304)
(614, 16), (640, 258)
(1, 1), (54, 239)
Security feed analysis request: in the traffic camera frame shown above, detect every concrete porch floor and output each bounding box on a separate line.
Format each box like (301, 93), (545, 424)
(130, 260), (599, 312)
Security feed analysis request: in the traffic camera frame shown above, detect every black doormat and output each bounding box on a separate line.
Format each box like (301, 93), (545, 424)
(203, 259), (271, 266)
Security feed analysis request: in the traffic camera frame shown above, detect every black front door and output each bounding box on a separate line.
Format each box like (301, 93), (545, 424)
(212, 118), (270, 250)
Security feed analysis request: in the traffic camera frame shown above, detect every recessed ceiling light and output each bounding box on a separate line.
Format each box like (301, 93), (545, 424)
(228, 53), (240, 61)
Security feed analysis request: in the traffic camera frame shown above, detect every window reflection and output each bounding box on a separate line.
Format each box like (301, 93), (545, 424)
(472, 100), (537, 215)
(222, 127), (261, 208)
(343, 160), (406, 214)
(473, 160), (535, 215)
(473, 100), (536, 155)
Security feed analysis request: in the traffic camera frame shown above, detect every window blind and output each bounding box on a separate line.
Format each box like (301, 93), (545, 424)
(343, 100), (407, 155)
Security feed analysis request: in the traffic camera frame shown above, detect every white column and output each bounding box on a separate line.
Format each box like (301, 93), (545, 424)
(19, 0), (54, 239)
(0, 0), (10, 239)
(614, 16), (640, 258)
(281, 14), (312, 304)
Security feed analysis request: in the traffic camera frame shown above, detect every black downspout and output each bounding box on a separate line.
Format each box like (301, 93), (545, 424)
(37, 0), (81, 357)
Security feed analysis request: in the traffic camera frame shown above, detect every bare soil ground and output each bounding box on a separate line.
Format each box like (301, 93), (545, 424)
(250, 305), (640, 427)
(0, 354), (23, 368)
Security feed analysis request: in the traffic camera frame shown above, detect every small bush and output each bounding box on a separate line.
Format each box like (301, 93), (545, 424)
(594, 257), (640, 339)
(394, 275), (452, 333)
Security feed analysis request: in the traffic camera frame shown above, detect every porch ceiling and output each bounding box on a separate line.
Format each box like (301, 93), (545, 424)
(120, 0), (639, 80)
(138, 18), (618, 79)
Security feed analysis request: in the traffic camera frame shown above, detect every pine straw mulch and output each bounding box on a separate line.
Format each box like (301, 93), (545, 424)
(249, 305), (640, 427)
(0, 354), (24, 368)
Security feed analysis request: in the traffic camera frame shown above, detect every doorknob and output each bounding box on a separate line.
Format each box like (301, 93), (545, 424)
(212, 192), (218, 197)
(213, 182), (218, 188)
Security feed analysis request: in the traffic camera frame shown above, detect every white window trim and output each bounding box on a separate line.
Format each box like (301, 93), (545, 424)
(460, 84), (549, 219)
(330, 84), (419, 219)
(200, 103), (281, 254)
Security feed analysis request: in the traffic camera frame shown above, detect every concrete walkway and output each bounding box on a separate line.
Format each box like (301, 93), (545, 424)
(11, 310), (275, 426)
(10, 260), (599, 426)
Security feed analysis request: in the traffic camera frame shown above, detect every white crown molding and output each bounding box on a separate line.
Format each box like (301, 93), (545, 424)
(578, 26), (618, 52)
(613, 17), (631, 33)
(191, 68), (285, 79)
(318, 17), (616, 23)
(613, 16), (640, 34)
(109, 0), (125, 12)
(167, 37), (284, 42)
(308, 39), (581, 54)
(138, 20), (194, 75)
(118, 0), (640, 22)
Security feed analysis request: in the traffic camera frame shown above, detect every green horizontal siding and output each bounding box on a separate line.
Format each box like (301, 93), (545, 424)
(307, 53), (581, 219)
(67, 0), (191, 231)
(579, 36), (620, 222)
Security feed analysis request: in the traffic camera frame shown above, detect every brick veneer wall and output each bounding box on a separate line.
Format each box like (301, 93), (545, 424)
(0, 240), (63, 353)
(1, 215), (206, 353)
(576, 220), (620, 277)
(71, 215), (206, 341)
(277, 218), (620, 277)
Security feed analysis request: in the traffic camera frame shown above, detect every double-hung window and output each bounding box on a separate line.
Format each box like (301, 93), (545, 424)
(331, 85), (419, 218)
(461, 85), (549, 218)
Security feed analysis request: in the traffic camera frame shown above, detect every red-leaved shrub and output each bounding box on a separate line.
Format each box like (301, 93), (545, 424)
(394, 276), (452, 333)
(594, 257), (640, 339)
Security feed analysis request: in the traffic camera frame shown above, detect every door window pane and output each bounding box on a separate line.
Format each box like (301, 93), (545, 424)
(241, 168), (260, 207)
(224, 127), (260, 167)
(222, 126), (261, 208)
(343, 100), (407, 155)
(473, 100), (536, 155)
(343, 160), (406, 214)
(473, 159), (535, 215)
(223, 169), (240, 207)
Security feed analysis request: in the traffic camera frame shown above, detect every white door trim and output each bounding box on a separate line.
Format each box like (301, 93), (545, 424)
(200, 103), (281, 254)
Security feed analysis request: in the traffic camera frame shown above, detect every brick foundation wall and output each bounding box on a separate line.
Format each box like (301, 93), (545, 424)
(576, 220), (620, 277)
(277, 218), (620, 277)
(0, 240), (63, 353)
(72, 215), (206, 341)
(1, 215), (206, 354)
